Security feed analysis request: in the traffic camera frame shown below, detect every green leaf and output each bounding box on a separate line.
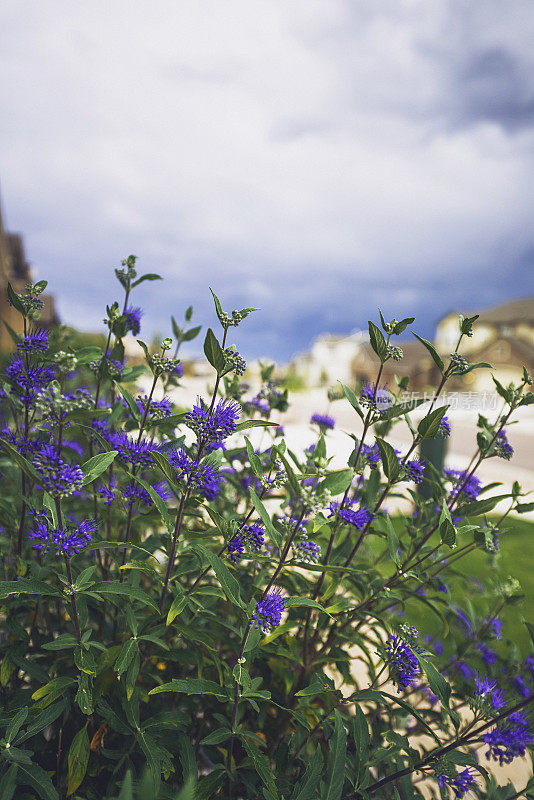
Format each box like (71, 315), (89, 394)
(91, 581), (158, 612)
(285, 597), (333, 617)
(324, 710), (347, 800)
(183, 325), (201, 342)
(320, 469), (354, 496)
(234, 420), (278, 432)
(42, 633), (79, 650)
(393, 317), (415, 335)
(16, 763), (59, 800)
(245, 436), (263, 479)
(115, 639), (138, 675)
(210, 288), (224, 322)
(32, 677), (76, 705)
(0, 763), (17, 800)
(417, 405), (449, 440)
(455, 494), (510, 517)
(0, 578), (61, 600)
(290, 747), (323, 800)
(249, 487), (282, 550)
(113, 382), (142, 421)
(275, 449), (301, 497)
(150, 450), (177, 483)
(131, 273), (162, 287)
(0, 438), (41, 483)
(203, 328), (226, 373)
(378, 691), (441, 744)
(462, 361), (492, 375)
(416, 655), (451, 709)
(385, 516), (401, 566)
(375, 438), (400, 483)
(149, 678), (226, 699)
(191, 544), (245, 610)
(368, 321), (387, 362)
(7, 282), (25, 315)
(5, 708), (28, 743)
(413, 332), (444, 373)
(67, 725), (89, 796)
(129, 472), (174, 533)
(200, 729), (231, 746)
(166, 594), (187, 626)
(339, 383), (364, 421)
(81, 451), (118, 486)
(241, 737), (278, 798)
(516, 502), (534, 514)
(492, 376), (513, 403)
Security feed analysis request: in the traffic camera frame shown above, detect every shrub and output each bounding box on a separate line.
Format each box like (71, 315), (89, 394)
(0, 261), (533, 799)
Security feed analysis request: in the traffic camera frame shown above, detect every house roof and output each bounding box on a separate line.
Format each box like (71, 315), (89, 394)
(439, 298), (534, 327)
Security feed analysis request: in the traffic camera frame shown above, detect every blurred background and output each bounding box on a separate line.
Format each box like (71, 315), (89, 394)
(1, 0), (534, 364)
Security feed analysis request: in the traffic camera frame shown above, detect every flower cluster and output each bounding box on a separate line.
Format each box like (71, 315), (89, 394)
(251, 588), (286, 633)
(484, 711), (533, 765)
(33, 445), (84, 499)
(17, 328), (49, 353)
(184, 398), (240, 445)
(166, 446), (221, 500)
(384, 632), (421, 691)
(436, 767), (477, 799)
(28, 517), (95, 558)
(310, 413), (335, 430)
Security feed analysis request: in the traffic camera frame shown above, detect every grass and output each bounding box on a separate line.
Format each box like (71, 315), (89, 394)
(367, 515), (534, 656)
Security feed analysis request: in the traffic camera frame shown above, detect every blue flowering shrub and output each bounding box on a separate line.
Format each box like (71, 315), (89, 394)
(1, 261), (534, 799)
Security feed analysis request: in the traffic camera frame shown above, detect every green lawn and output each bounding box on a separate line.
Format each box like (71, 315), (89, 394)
(370, 515), (534, 655)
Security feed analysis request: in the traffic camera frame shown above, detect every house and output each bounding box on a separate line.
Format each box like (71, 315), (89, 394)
(435, 299), (534, 391)
(0, 193), (58, 350)
(291, 330), (367, 387)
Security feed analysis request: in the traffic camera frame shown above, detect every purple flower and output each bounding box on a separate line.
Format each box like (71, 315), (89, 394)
(244, 397), (270, 418)
(405, 458), (425, 484)
(28, 517), (95, 557)
(362, 442), (381, 469)
(17, 328), (49, 353)
(97, 478), (116, 506)
(445, 469), (482, 502)
(125, 306), (143, 335)
(165, 446), (222, 500)
(484, 711), (533, 765)
(243, 523), (265, 552)
(385, 633), (421, 691)
(329, 500), (373, 530)
(438, 416), (451, 438)
(512, 675), (531, 699)
(6, 357), (54, 406)
(228, 532), (246, 562)
(33, 445), (84, 499)
(310, 413), (335, 430)
(252, 588), (285, 633)
(474, 674), (498, 699)
(437, 768), (476, 799)
(123, 481), (170, 507)
(110, 431), (159, 467)
(489, 618), (503, 639)
(292, 540), (321, 563)
(495, 429), (514, 460)
(359, 382), (391, 411)
(477, 642), (497, 665)
(185, 397), (240, 444)
(135, 394), (172, 420)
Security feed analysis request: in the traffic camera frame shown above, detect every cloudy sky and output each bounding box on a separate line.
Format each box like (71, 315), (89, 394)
(1, 0), (534, 360)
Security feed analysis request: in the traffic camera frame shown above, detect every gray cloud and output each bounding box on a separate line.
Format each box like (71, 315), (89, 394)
(0, 0), (533, 360)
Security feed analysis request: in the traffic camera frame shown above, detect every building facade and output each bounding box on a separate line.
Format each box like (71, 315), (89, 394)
(0, 196), (57, 349)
